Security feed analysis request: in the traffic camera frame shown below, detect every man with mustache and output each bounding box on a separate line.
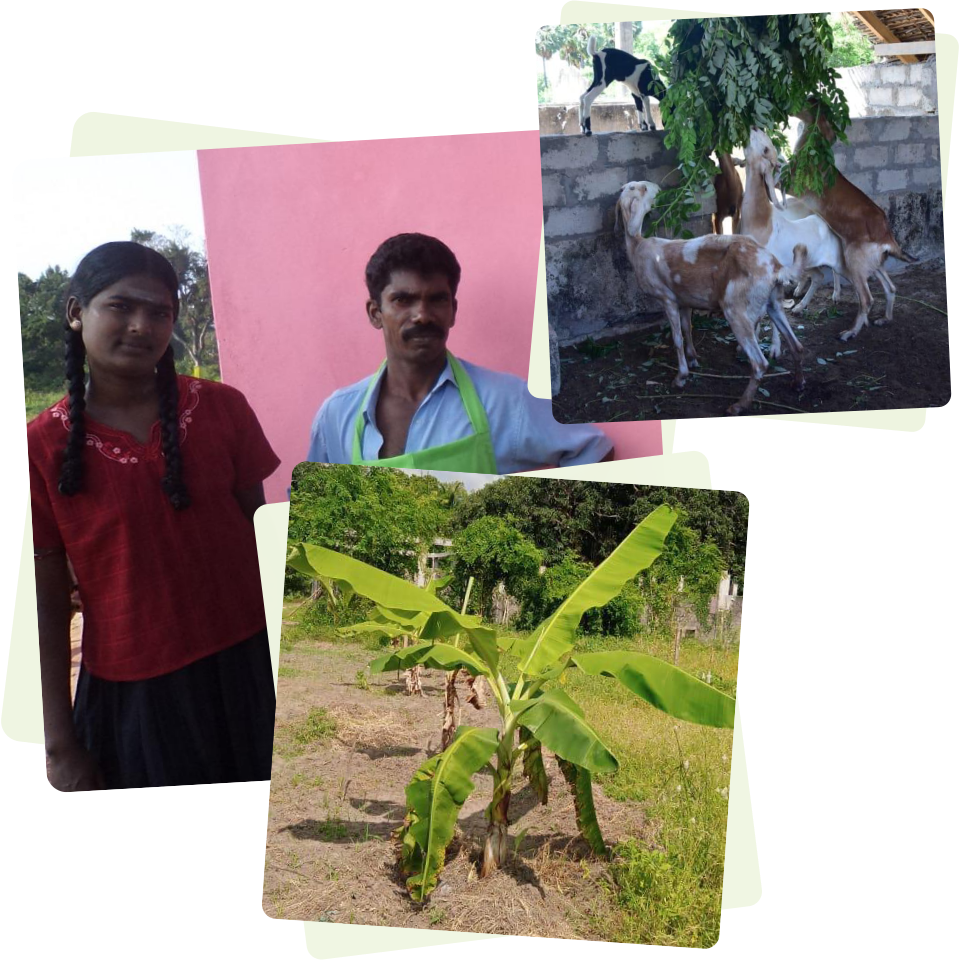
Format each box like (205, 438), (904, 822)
(306, 233), (613, 473)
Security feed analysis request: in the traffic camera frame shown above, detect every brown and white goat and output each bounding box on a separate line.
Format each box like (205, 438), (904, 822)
(742, 128), (848, 317)
(783, 105), (917, 340)
(618, 180), (806, 415)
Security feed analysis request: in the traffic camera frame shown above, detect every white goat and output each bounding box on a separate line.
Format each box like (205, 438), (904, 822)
(742, 128), (848, 315)
(618, 180), (807, 415)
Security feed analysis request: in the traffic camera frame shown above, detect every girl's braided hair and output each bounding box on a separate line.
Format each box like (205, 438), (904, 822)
(59, 241), (190, 509)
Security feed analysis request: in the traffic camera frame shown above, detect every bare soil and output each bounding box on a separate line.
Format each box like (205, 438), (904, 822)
(553, 261), (949, 421)
(263, 641), (656, 938)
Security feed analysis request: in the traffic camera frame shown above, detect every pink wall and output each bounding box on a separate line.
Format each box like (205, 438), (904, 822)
(197, 133), (661, 502)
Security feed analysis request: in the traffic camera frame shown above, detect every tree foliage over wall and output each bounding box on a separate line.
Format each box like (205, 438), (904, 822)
(653, 14), (850, 235)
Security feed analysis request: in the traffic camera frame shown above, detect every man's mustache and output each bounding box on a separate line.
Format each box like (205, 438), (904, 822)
(402, 324), (445, 341)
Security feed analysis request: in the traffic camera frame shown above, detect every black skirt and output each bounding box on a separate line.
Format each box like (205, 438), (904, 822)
(73, 629), (276, 790)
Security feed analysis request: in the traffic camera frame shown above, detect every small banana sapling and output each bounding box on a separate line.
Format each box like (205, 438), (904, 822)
(287, 505), (736, 902)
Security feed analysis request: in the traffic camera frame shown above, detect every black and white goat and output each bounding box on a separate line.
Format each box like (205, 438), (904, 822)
(579, 35), (667, 135)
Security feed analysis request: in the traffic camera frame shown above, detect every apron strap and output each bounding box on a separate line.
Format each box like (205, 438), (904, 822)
(351, 353), (491, 462)
(351, 359), (387, 463)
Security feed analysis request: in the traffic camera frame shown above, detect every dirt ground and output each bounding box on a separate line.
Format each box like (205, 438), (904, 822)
(553, 261), (949, 421)
(263, 641), (656, 938)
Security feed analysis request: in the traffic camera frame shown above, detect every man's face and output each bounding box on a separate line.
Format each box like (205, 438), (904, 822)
(367, 269), (457, 367)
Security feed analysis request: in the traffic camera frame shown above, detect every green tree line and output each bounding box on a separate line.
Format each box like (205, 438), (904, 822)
(288, 464), (747, 638)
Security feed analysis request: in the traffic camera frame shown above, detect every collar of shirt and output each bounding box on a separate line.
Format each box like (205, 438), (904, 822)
(362, 357), (458, 431)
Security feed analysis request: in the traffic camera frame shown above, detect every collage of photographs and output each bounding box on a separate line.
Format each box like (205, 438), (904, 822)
(2, 5), (956, 960)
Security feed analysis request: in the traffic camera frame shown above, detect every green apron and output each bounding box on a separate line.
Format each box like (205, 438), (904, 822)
(351, 353), (498, 473)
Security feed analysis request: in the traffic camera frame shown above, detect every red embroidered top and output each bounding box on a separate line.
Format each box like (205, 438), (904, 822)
(28, 376), (281, 682)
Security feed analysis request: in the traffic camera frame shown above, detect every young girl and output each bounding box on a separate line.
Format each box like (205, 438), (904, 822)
(28, 241), (279, 791)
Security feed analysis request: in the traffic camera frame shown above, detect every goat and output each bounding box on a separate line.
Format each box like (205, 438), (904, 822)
(617, 180), (806, 415)
(741, 128), (849, 324)
(580, 36), (667, 135)
(782, 104), (918, 340)
(712, 153), (744, 235)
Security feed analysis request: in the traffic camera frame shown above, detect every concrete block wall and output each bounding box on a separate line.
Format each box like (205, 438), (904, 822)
(544, 116), (943, 346)
(538, 60), (937, 136)
(542, 129), (716, 344)
(540, 101), (663, 136)
(835, 58), (938, 118)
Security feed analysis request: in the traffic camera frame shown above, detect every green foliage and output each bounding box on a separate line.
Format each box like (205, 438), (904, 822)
(19, 267), (70, 392)
(517, 506), (678, 675)
(275, 707), (338, 757)
(25, 388), (67, 422)
(570, 651), (736, 728)
(535, 23), (622, 67)
(451, 479), (748, 587)
(640, 519), (726, 633)
(825, 13), (874, 68)
(289, 464), (450, 580)
(557, 756), (609, 855)
(654, 15), (850, 235)
(452, 515), (542, 619)
(536, 72), (552, 103)
(294, 506), (735, 900)
(633, 28), (664, 64)
(130, 228), (219, 377)
(399, 726), (500, 901)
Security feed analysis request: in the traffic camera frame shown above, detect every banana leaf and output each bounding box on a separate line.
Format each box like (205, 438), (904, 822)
(426, 574), (453, 595)
(519, 728), (549, 805)
(401, 726), (500, 901)
(369, 642), (489, 678)
(375, 607), (430, 631)
(337, 621), (408, 641)
(287, 543), (499, 671)
(510, 689), (618, 775)
(517, 506), (678, 676)
(557, 757), (609, 856)
(569, 651), (735, 728)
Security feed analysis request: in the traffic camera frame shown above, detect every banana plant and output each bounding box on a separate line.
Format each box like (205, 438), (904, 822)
(286, 505), (736, 902)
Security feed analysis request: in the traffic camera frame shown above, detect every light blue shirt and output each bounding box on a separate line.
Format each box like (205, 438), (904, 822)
(306, 357), (612, 473)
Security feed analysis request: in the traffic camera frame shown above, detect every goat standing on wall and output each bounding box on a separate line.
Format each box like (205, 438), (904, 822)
(783, 104), (918, 340)
(617, 180), (807, 415)
(579, 36), (667, 135)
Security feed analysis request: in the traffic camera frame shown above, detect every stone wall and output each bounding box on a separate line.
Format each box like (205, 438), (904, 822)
(543, 115), (943, 346)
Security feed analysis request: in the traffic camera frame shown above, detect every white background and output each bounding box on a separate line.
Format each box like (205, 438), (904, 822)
(1, 2), (956, 958)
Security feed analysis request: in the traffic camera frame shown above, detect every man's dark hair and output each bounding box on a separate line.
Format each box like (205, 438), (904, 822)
(364, 233), (462, 303)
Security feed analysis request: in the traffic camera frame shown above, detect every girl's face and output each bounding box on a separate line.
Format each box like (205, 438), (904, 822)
(68, 274), (176, 380)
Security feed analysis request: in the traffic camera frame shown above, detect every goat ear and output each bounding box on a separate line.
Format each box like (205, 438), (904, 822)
(625, 196), (647, 237)
(763, 163), (784, 210)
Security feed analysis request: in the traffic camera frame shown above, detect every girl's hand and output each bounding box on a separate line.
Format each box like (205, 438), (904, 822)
(45, 740), (105, 791)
